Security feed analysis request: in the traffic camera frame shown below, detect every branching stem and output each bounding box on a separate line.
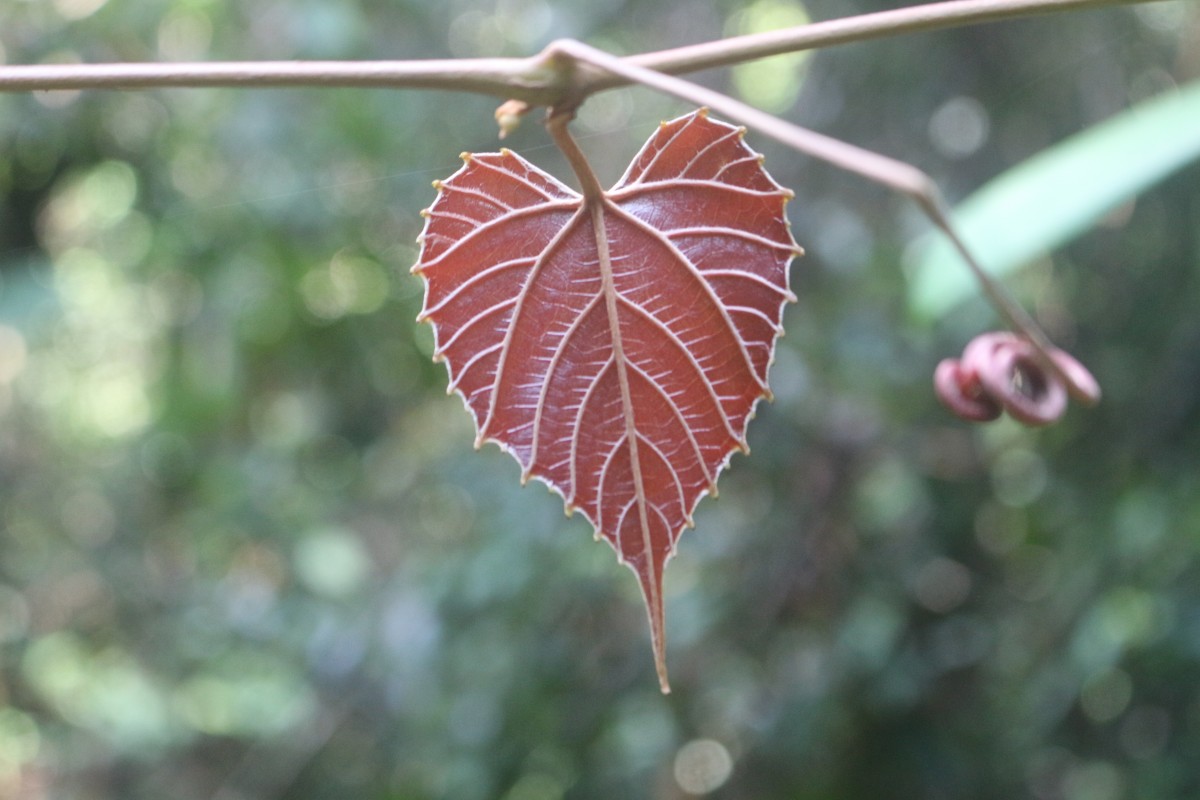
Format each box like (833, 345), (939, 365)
(545, 40), (1091, 401)
(0, 0), (1123, 399)
(0, 0), (1156, 100)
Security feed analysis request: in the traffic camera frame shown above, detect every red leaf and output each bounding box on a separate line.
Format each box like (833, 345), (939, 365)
(413, 109), (802, 691)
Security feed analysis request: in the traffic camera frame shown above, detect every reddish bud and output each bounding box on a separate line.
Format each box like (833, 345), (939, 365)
(975, 338), (1067, 426)
(934, 332), (1098, 427)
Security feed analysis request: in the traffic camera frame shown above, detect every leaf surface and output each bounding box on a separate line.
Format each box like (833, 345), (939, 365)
(413, 110), (802, 690)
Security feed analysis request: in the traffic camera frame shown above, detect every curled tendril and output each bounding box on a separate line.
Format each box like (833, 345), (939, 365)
(934, 332), (1100, 427)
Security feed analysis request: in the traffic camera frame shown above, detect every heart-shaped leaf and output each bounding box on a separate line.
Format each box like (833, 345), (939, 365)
(413, 109), (802, 690)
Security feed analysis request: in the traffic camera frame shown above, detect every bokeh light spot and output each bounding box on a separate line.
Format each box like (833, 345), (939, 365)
(0, 324), (28, 385)
(991, 448), (1048, 508)
(674, 738), (733, 795)
(0, 708), (40, 777)
(727, 0), (811, 113)
(1080, 667), (1133, 724)
(724, 0), (811, 113)
(53, 0), (108, 21)
(301, 251), (390, 320)
(157, 9), (213, 61)
(41, 161), (138, 252)
(0, 584), (30, 644)
(1062, 760), (1124, 800)
(294, 528), (371, 598)
(929, 96), (991, 159)
(912, 557), (972, 613)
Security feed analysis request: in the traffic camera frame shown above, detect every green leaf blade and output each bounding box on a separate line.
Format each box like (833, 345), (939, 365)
(907, 79), (1200, 319)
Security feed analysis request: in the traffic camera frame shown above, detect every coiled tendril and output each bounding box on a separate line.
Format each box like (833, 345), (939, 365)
(934, 332), (1100, 427)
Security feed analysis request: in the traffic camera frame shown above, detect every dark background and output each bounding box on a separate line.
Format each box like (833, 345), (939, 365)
(1, 0), (1198, 798)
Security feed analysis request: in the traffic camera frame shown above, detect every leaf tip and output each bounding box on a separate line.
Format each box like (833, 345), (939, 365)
(644, 579), (671, 695)
(431, 179), (443, 190)
(459, 151), (473, 163)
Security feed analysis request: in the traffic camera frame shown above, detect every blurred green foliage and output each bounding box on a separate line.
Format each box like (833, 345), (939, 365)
(2, 1), (1199, 798)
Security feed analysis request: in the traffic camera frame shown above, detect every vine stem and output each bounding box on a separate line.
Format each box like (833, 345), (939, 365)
(0, 0), (1156, 99)
(0, 0), (1120, 400)
(626, 0), (1157, 79)
(543, 40), (1096, 403)
(0, 56), (545, 97)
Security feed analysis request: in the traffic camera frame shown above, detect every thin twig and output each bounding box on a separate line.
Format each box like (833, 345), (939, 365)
(625, 0), (1157, 79)
(0, 57), (551, 98)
